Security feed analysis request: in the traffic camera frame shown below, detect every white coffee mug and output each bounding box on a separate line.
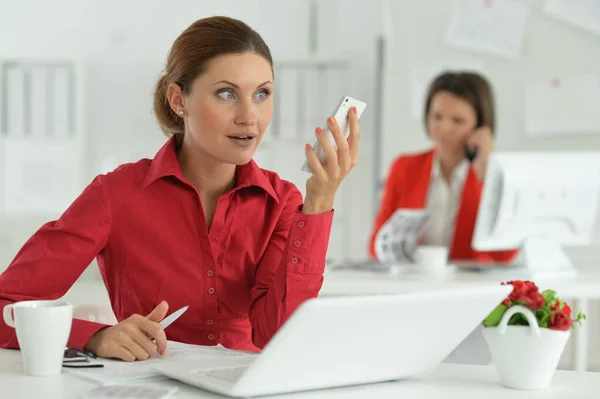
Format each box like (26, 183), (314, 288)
(414, 245), (449, 273)
(3, 300), (73, 376)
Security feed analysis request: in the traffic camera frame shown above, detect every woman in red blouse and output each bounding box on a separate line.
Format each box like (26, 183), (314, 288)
(0, 16), (360, 361)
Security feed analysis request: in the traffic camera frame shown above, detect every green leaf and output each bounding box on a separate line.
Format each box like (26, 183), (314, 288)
(541, 289), (557, 301)
(541, 289), (559, 307)
(571, 311), (587, 329)
(509, 313), (529, 326)
(483, 304), (508, 327)
(539, 314), (551, 328)
(536, 307), (552, 328)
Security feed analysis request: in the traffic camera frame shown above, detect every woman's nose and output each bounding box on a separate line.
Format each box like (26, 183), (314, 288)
(234, 101), (257, 126)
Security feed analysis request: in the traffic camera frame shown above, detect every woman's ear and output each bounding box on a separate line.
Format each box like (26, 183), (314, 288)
(167, 83), (185, 115)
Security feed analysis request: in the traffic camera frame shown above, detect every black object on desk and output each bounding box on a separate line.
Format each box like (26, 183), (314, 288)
(63, 347), (104, 368)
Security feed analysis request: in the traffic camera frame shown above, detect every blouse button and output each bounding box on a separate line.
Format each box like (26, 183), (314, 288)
(206, 319), (214, 325)
(297, 221), (305, 228)
(208, 334), (215, 340)
(294, 240), (301, 247)
(208, 288), (215, 295)
(207, 270), (214, 277)
(290, 257), (299, 264)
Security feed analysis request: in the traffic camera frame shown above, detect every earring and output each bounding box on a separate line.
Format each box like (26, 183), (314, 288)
(178, 110), (184, 115)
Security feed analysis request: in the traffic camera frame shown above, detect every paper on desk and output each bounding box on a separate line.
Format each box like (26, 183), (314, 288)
(524, 74), (600, 137)
(445, 0), (531, 59)
(65, 340), (257, 385)
(374, 209), (431, 265)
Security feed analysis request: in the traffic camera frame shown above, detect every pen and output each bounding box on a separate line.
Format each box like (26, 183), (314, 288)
(159, 305), (189, 330)
(146, 305), (189, 342)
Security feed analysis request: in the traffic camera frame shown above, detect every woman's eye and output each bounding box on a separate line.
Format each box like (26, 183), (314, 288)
(255, 90), (270, 101)
(217, 90), (235, 100)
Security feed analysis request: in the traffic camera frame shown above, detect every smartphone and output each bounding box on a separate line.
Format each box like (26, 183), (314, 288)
(301, 96), (367, 173)
(465, 120), (485, 162)
(465, 146), (478, 163)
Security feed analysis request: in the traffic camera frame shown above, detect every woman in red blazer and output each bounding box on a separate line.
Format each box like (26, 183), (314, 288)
(370, 72), (517, 263)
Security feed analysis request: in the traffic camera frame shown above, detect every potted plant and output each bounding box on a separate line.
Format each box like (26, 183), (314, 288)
(482, 280), (586, 390)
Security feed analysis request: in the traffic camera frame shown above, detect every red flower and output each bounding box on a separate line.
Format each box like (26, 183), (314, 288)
(503, 280), (545, 310)
(492, 280), (584, 332)
(550, 301), (572, 316)
(549, 310), (573, 331)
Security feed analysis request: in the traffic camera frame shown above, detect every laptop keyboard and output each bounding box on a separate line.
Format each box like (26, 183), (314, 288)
(199, 366), (249, 382)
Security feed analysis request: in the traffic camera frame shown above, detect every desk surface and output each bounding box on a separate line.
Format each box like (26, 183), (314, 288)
(58, 266), (598, 377)
(1, 349), (598, 399)
(321, 266), (600, 299)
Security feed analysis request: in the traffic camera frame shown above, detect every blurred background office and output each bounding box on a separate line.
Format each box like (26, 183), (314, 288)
(1, 0), (599, 369)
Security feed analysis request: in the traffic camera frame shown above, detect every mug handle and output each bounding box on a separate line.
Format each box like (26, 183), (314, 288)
(3, 304), (15, 328)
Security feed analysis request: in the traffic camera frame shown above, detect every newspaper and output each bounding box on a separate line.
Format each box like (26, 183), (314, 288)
(373, 209), (431, 264)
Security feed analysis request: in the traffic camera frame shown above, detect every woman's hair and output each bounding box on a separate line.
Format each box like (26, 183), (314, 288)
(423, 71), (495, 134)
(153, 16), (273, 140)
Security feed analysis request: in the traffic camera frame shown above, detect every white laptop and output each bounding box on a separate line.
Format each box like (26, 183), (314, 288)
(154, 285), (511, 397)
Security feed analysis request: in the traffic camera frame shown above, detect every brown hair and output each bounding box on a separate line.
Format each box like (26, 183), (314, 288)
(424, 71), (495, 134)
(153, 16), (273, 140)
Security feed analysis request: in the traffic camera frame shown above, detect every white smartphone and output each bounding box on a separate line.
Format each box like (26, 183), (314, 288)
(301, 95), (367, 173)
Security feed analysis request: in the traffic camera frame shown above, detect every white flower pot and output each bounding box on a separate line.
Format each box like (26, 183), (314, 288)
(482, 305), (571, 390)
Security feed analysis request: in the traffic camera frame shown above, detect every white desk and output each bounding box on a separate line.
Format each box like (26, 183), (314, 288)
(62, 267), (600, 372)
(322, 266), (600, 298)
(1, 349), (598, 399)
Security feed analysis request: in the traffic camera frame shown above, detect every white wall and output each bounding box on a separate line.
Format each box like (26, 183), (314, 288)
(383, 0), (600, 161)
(0, 0), (314, 170)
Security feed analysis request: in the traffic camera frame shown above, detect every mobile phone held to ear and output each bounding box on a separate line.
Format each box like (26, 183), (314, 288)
(301, 96), (367, 173)
(465, 146), (478, 163)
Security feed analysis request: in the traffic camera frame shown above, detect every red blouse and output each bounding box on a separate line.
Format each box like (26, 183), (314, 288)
(0, 137), (333, 352)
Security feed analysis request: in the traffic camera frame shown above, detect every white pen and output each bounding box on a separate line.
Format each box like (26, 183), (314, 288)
(160, 305), (189, 330)
(146, 305), (189, 344)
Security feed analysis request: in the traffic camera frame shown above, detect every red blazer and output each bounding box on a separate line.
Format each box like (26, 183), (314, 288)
(369, 149), (518, 263)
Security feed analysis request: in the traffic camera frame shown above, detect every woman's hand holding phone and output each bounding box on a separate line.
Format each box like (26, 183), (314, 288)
(302, 106), (361, 215)
(466, 126), (494, 181)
